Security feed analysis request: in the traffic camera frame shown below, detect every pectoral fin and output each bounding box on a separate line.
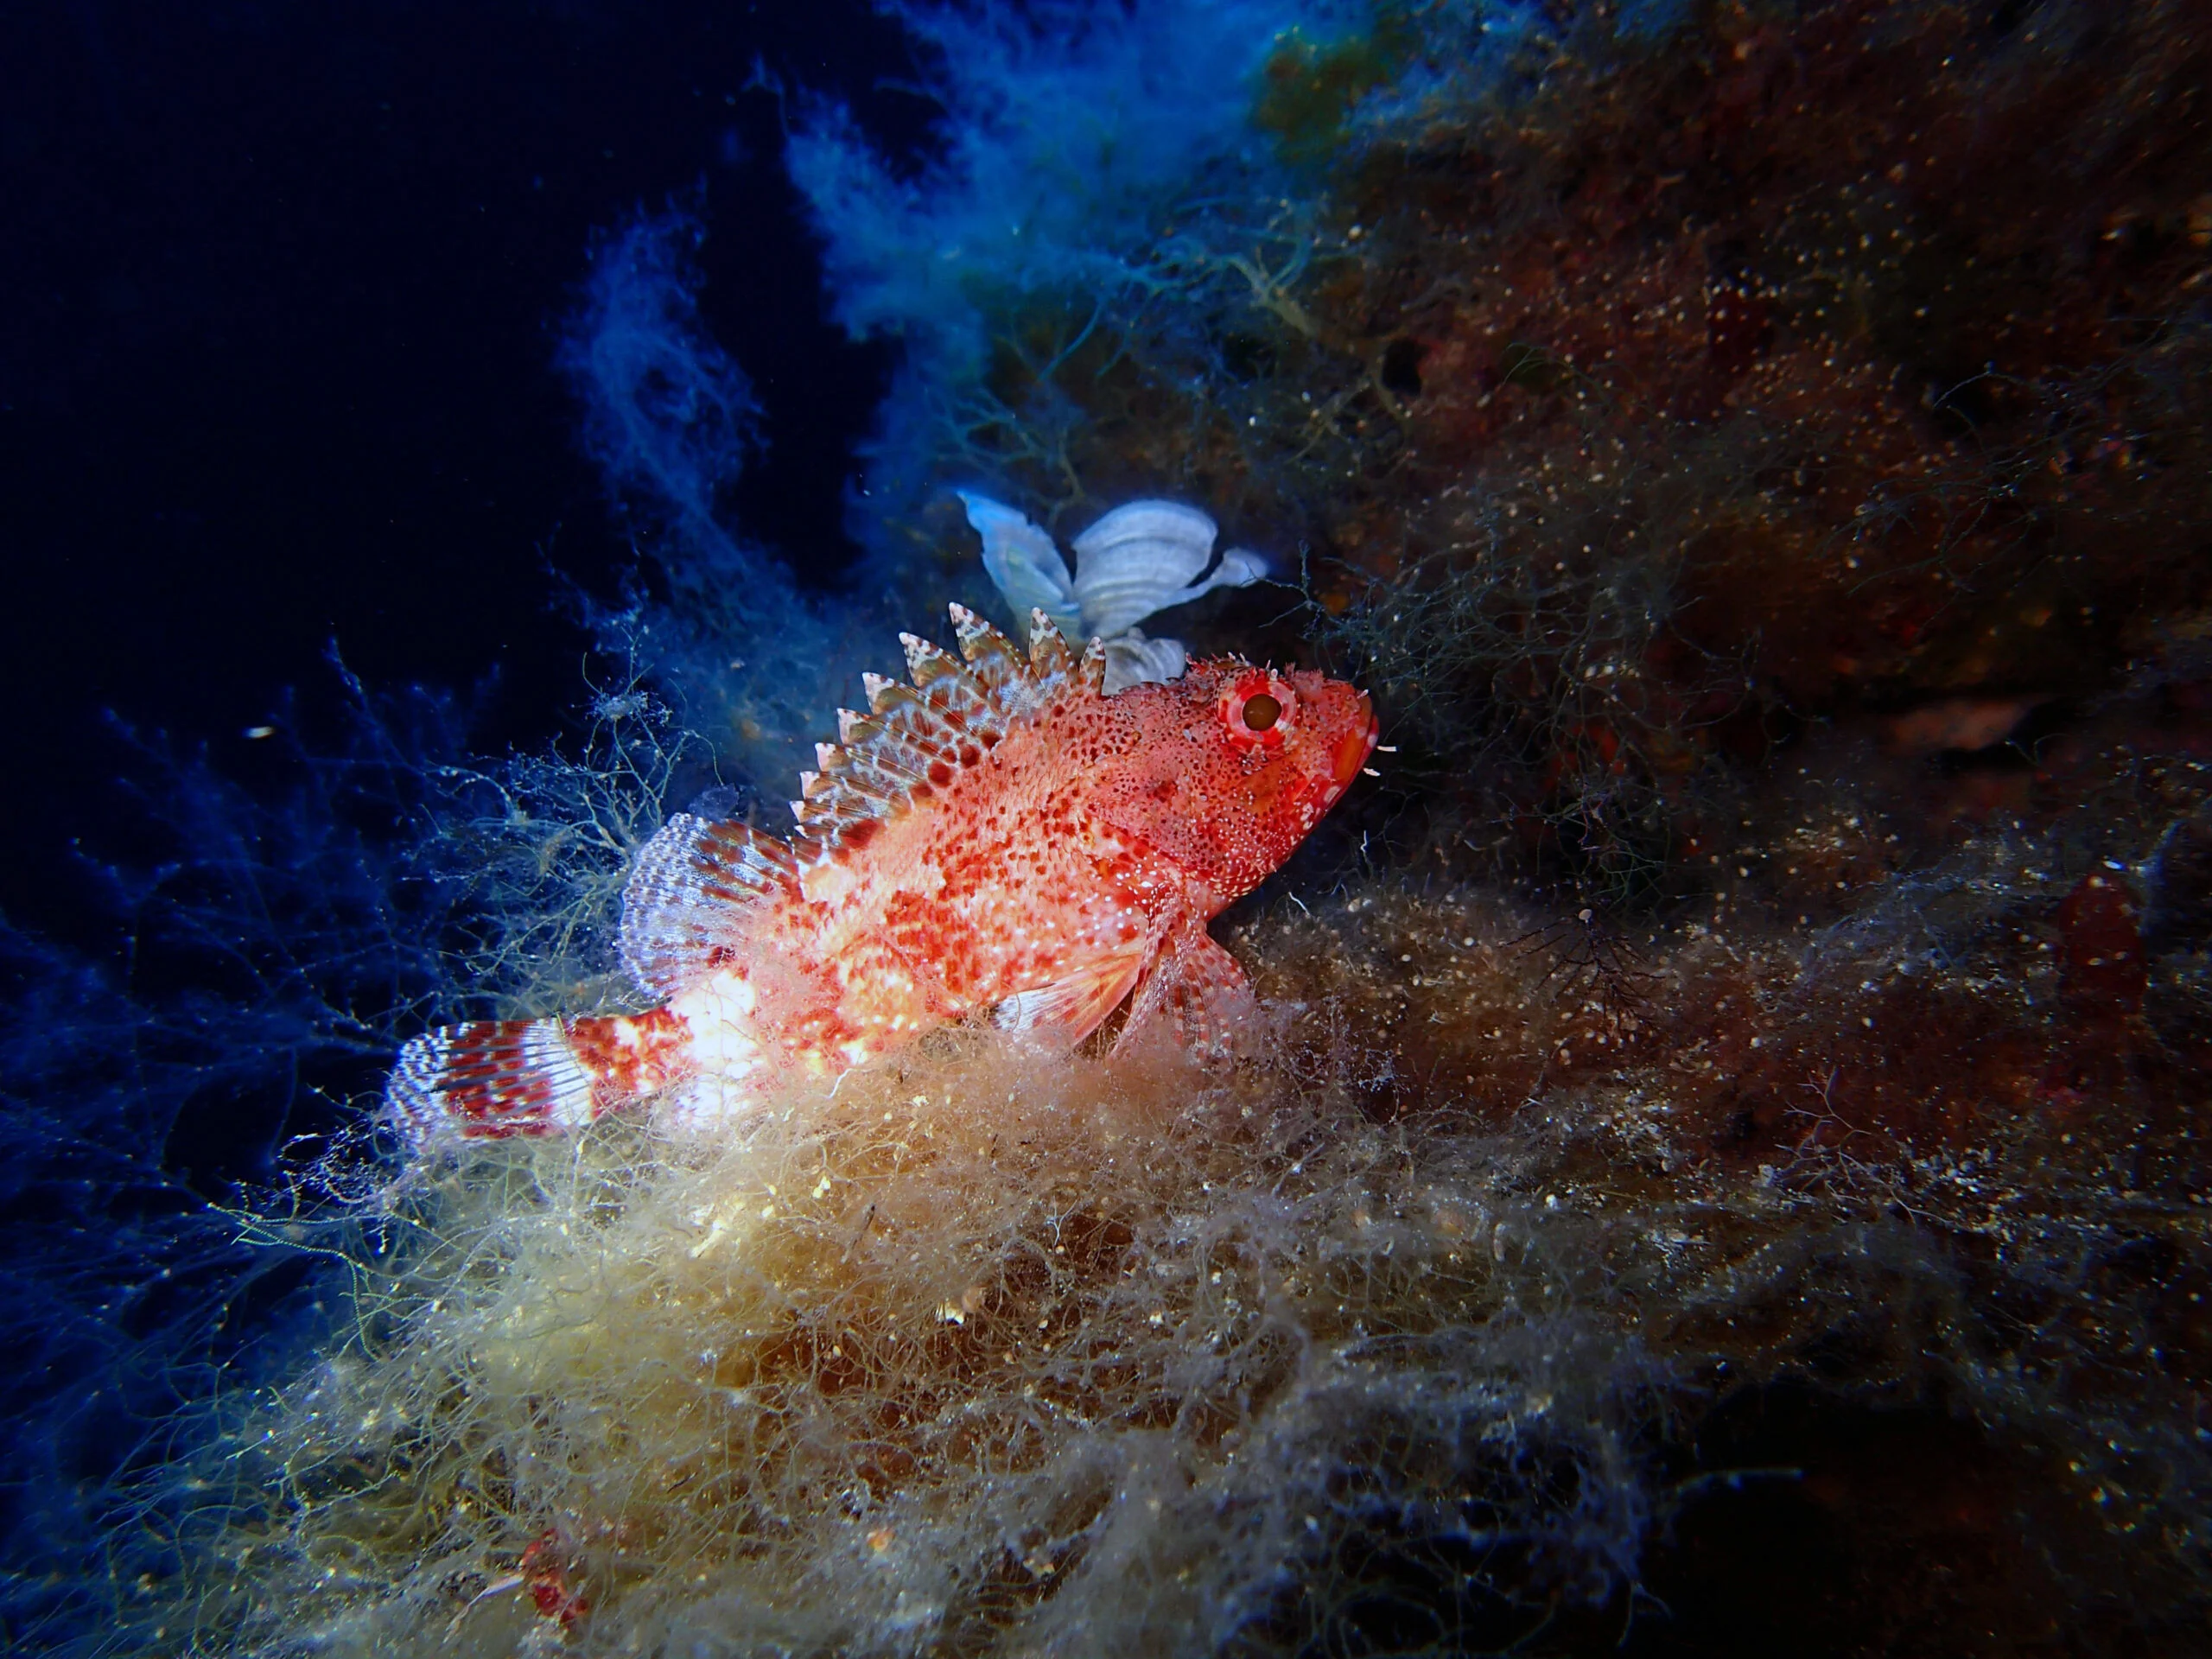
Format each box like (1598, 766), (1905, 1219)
(992, 944), (1149, 1046)
(620, 814), (799, 1000)
(1114, 924), (1258, 1062)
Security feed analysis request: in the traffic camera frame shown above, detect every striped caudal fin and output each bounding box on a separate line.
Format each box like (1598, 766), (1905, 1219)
(385, 1009), (694, 1149)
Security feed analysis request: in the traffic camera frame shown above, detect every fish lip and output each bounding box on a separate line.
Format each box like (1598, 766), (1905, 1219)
(1330, 696), (1378, 790)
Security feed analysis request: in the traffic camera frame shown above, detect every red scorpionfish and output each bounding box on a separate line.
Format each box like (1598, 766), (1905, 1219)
(387, 605), (1376, 1148)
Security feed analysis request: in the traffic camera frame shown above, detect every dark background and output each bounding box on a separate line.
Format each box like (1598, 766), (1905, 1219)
(0, 0), (929, 950)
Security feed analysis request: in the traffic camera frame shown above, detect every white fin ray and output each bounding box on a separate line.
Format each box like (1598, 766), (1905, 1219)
(992, 941), (1150, 1046)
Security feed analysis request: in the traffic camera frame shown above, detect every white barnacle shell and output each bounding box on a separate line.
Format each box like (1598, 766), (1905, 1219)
(1099, 628), (1187, 695)
(962, 493), (1268, 688)
(957, 490), (1084, 643)
(1070, 499), (1266, 638)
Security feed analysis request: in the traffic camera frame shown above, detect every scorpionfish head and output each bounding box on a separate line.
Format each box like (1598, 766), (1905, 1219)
(1093, 659), (1377, 905)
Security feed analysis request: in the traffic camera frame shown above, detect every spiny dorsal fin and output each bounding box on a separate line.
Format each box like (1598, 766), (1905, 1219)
(948, 601), (997, 657)
(791, 612), (1058, 858)
(1074, 632), (1109, 697)
(901, 631), (981, 701)
(948, 602), (1033, 702)
(620, 813), (799, 998)
(1027, 607), (1076, 677)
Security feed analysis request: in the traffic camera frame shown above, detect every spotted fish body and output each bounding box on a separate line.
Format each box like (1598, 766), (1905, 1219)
(387, 606), (1376, 1147)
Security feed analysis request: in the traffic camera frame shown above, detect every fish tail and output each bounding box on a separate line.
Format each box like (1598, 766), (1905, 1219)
(385, 1009), (694, 1150)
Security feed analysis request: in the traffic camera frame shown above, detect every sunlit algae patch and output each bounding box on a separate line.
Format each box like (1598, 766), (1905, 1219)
(18, 3), (2212, 1655)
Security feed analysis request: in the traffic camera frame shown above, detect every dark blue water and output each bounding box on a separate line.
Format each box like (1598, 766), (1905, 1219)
(0, 0), (922, 948)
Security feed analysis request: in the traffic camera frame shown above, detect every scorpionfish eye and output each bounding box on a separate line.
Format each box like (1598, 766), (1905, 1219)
(1219, 668), (1296, 753)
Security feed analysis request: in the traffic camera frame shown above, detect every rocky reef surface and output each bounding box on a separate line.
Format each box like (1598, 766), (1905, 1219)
(13, 3), (2210, 1655)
